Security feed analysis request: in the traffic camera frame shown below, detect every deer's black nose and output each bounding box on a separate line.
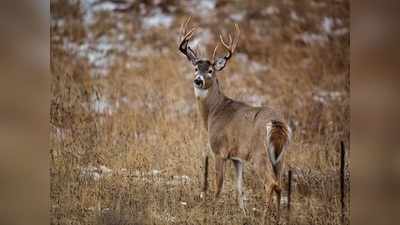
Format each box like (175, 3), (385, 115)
(194, 78), (203, 87)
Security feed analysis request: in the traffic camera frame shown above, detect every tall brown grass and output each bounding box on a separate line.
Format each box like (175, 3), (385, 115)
(50, 0), (349, 224)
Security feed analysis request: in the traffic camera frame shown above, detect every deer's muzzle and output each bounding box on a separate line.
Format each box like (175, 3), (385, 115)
(193, 75), (205, 89)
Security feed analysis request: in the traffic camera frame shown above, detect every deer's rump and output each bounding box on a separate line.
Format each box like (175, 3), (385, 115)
(266, 119), (291, 176)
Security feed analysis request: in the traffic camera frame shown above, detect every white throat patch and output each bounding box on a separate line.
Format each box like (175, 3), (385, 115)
(194, 86), (208, 99)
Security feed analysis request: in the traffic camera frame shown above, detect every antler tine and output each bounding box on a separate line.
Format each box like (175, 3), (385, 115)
(218, 23), (240, 60)
(232, 23), (240, 51)
(183, 27), (196, 41)
(219, 33), (230, 50)
(183, 17), (191, 32)
(219, 33), (233, 59)
(212, 43), (219, 61)
(179, 17), (188, 40)
(179, 16), (199, 64)
(180, 17), (196, 42)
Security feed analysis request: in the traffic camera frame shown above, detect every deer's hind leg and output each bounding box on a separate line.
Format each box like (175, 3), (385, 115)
(214, 156), (226, 198)
(264, 174), (276, 209)
(273, 181), (282, 217)
(254, 156), (281, 213)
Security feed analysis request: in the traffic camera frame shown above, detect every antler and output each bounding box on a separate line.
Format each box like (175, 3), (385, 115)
(211, 43), (219, 61)
(215, 24), (240, 62)
(179, 17), (198, 64)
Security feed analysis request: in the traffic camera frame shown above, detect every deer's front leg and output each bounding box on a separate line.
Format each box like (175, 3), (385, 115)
(233, 159), (246, 211)
(215, 156), (226, 198)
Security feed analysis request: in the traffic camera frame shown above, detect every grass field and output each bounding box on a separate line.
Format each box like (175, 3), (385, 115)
(50, 0), (350, 224)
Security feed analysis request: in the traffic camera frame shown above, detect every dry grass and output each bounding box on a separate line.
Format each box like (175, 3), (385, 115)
(50, 0), (349, 224)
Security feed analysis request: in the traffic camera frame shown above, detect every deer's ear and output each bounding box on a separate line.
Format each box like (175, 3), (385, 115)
(213, 57), (227, 71)
(180, 40), (198, 65)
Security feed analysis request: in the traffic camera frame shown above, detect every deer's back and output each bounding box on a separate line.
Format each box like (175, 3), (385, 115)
(208, 99), (286, 160)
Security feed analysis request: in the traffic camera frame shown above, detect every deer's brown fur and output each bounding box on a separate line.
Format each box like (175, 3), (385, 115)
(179, 17), (291, 213)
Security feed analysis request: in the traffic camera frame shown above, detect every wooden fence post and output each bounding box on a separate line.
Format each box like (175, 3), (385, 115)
(340, 141), (346, 225)
(288, 169), (292, 211)
(203, 156), (209, 192)
(287, 169), (292, 224)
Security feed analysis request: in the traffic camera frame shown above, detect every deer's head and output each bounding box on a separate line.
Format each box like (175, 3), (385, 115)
(178, 17), (240, 93)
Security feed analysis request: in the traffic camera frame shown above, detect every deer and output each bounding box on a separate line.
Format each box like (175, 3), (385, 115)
(178, 17), (292, 214)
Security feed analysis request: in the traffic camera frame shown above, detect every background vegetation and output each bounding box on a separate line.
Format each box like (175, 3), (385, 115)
(50, 0), (349, 224)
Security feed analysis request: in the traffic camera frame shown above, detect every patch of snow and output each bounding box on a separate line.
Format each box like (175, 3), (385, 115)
(262, 6), (280, 16)
(180, 201), (187, 206)
(142, 8), (174, 29)
(80, 166), (100, 181)
(118, 168), (128, 175)
(99, 165), (112, 176)
(102, 208), (111, 213)
(289, 119), (298, 134)
(62, 35), (123, 77)
(126, 99), (145, 110)
(51, 18), (65, 28)
(335, 18), (343, 26)
(313, 95), (327, 105)
(230, 12), (246, 22)
(281, 196), (288, 205)
(321, 17), (349, 37)
(249, 61), (270, 74)
(168, 5), (177, 13)
(333, 28), (349, 36)
(310, 1), (327, 8)
(91, 95), (113, 115)
(321, 17), (334, 34)
(296, 33), (328, 46)
(80, 0), (129, 27)
(127, 61), (143, 69)
(184, 0), (216, 19)
(79, 165), (112, 181)
(174, 175), (191, 182)
(198, 0), (216, 10)
(236, 53), (270, 74)
(181, 175), (190, 182)
(290, 11), (304, 22)
(54, 127), (66, 139)
(132, 170), (141, 177)
(177, 28), (213, 59)
(151, 170), (161, 176)
(166, 175), (192, 185)
(235, 53), (248, 63)
(313, 89), (344, 105)
(189, 28), (213, 53)
(127, 45), (155, 59)
(321, 90), (343, 100)
(81, 0), (107, 26)
(92, 2), (118, 11)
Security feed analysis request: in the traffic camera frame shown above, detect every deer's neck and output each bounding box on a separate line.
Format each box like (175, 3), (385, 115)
(195, 80), (227, 131)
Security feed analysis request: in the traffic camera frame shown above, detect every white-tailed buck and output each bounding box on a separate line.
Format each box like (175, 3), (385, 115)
(178, 17), (291, 213)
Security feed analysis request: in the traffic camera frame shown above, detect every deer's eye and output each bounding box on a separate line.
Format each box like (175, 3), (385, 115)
(195, 68), (198, 72)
